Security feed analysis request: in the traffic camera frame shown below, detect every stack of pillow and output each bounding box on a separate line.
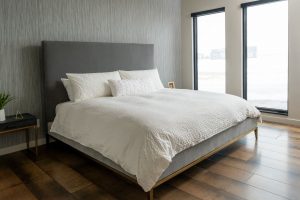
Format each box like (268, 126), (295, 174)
(61, 69), (164, 102)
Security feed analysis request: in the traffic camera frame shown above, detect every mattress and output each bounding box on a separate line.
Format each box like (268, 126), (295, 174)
(49, 117), (257, 182)
(50, 89), (260, 191)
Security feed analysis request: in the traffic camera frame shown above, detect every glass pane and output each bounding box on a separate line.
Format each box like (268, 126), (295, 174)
(247, 1), (288, 111)
(197, 12), (226, 93)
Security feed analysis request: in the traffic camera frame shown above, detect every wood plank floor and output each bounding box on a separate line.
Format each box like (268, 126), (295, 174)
(0, 123), (300, 200)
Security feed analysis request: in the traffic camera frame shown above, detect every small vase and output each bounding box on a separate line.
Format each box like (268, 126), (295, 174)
(0, 109), (5, 121)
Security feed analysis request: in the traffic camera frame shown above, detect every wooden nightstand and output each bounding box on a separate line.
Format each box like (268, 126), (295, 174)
(0, 113), (38, 158)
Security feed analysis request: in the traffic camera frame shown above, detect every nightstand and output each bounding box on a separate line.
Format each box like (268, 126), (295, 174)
(0, 113), (38, 158)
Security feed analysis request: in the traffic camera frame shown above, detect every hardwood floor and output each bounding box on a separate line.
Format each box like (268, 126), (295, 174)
(0, 123), (300, 200)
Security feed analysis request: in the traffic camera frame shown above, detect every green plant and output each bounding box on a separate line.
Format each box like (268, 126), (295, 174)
(0, 92), (14, 110)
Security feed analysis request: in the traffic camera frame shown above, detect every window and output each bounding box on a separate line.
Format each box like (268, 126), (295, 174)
(192, 8), (226, 93)
(242, 0), (288, 115)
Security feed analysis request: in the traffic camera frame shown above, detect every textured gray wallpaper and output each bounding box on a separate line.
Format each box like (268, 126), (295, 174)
(0, 0), (181, 149)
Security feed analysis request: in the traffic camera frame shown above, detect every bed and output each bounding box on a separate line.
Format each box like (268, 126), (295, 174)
(41, 41), (260, 200)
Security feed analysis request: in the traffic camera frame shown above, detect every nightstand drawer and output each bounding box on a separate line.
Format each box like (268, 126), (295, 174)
(0, 113), (37, 132)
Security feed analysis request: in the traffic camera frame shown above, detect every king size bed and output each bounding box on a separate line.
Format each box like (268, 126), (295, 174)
(41, 41), (260, 200)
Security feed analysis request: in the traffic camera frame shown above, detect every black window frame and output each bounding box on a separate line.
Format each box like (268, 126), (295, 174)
(191, 7), (225, 90)
(242, 0), (288, 116)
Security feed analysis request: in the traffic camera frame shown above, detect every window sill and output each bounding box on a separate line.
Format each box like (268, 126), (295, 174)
(257, 107), (288, 116)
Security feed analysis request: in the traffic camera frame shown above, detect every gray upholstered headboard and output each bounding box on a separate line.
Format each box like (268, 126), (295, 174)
(41, 41), (154, 126)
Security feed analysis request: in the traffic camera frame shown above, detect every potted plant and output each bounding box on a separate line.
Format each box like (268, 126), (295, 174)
(0, 92), (13, 121)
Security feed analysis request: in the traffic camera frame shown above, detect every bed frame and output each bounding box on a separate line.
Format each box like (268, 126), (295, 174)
(41, 41), (258, 200)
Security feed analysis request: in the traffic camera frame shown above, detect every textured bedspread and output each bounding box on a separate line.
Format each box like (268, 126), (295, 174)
(50, 89), (260, 191)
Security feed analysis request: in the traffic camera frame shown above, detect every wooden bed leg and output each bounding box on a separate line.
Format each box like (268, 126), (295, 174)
(147, 189), (154, 200)
(254, 128), (258, 141)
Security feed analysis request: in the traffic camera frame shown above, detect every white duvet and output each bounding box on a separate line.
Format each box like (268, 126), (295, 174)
(50, 89), (260, 191)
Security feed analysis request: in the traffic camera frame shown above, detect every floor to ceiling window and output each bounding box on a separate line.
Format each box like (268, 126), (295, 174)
(242, 0), (288, 115)
(192, 8), (226, 93)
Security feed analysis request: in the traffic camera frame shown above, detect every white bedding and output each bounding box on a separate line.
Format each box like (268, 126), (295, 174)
(50, 89), (260, 191)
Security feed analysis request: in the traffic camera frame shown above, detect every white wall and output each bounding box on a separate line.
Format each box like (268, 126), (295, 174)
(181, 0), (300, 126)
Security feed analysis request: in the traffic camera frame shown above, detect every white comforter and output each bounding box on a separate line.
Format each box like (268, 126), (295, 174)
(50, 89), (260, 191)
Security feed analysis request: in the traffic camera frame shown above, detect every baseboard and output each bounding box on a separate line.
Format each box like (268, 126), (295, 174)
(262, 114), (300, 127)
(0, 138), (46, 156)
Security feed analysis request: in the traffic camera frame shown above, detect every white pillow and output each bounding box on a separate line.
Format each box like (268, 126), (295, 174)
(67, 71), (121, 102)
(108, 79), (156, 97)
(61, 78), (74, 101)
(118, 69), (164, 90)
